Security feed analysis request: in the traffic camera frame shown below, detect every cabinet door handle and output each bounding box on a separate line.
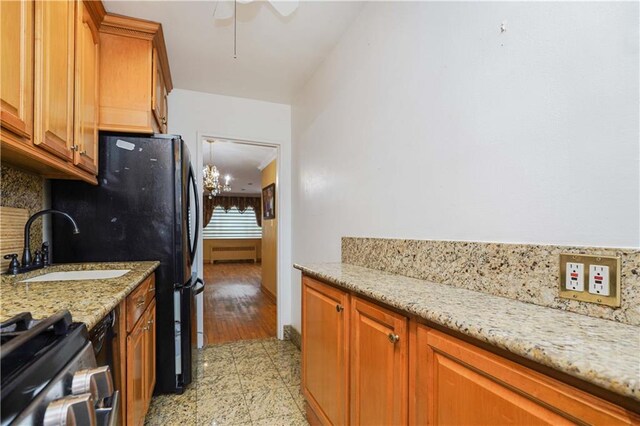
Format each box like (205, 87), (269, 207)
(336, 304), (344, 313)
(136, 296), (145, 307)
(148, 286), (155, 294)
(80, 150), (87, 156)
(388, 333), (400, 344)
(162, 116), (167, 124)
(71, 145), (79, 151)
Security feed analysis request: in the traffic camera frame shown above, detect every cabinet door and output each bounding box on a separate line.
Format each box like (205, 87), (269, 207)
(144, 299), (156, 407)
(73, 0), (99, 175)
(126, 317), (146, 426)
(350, 297), (408, 426)
(151, 48), (167, 133)
(302, 276), (350, 426)
(34, 0), (75, 161)
(413, 325), (640, 426)
(0, 0), (34, 140)
(161, 81), (168, 133)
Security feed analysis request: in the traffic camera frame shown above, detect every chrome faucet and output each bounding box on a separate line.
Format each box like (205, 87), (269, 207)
(3, 209), (80, 275)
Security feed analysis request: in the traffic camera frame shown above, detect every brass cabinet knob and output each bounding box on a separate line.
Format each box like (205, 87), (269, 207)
(388, 333), (400, 344)
(336, 304), (344, 313)
(80, 150), (87, 155)
(162, 116), (167, 124)
(71, 145), (79, 151)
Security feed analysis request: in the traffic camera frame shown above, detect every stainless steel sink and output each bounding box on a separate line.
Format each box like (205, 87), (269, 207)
(20, 270), (131, 283)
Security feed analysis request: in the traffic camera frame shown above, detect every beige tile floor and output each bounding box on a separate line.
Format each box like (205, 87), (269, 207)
(145, 338), (308, 426)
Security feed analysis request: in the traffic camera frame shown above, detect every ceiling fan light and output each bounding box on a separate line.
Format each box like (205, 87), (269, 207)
(213, 0), (299, 20)
(213, 0), (234, 20)
(269, 0), (299, 17)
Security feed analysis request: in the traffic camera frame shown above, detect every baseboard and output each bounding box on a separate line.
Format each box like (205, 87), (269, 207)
(260, 285), (277, 303)
(284, 324), (301, 350)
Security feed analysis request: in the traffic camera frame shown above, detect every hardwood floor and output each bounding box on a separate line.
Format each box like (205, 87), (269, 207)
(203, 262), (277, 345)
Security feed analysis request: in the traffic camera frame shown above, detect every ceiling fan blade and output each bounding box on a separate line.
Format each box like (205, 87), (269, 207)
(213, 0), (234, 19)
(268, 0), (299, 17)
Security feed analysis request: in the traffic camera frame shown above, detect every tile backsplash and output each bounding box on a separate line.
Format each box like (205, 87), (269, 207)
(342, 237), (639, 326)
(1, 163), (45, 249)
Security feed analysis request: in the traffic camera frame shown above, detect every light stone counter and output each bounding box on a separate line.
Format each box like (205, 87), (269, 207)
(294, 262), (640, 402)
(1, 261), (159, 330)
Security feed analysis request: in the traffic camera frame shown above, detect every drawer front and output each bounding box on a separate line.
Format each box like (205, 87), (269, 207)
(126, 274), (155, 332)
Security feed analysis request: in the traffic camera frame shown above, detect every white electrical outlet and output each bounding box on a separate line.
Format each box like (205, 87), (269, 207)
(589, 265), (610, 296)
(565, 262), (584, 291)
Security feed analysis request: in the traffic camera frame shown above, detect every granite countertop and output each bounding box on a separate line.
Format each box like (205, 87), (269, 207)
(294, 262), (640, 402)
(1, 261), (160, 330)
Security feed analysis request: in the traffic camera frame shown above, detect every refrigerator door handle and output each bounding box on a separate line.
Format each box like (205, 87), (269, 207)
(193, 277), (205, 295)
(188, 164), (200, 265)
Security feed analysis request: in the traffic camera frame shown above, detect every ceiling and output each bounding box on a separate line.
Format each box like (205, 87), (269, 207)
(204, 139), (276, 195)
(103, 1), (364, 103)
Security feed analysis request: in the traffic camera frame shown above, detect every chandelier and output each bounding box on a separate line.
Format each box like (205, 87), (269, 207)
(203, 140), (232, 199)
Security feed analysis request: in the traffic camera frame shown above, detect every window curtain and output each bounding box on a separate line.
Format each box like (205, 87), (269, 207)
(203, 195), (262, 228)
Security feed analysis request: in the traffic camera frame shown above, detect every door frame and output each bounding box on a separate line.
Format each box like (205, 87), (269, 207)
(195, 131), (284, 345)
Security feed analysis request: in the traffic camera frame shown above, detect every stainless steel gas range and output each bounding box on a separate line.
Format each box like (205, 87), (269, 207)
(1, 310), (119, 426)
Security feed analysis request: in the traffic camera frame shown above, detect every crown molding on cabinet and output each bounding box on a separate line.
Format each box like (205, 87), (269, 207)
(83, 0), (106, 29)
(99, 13), (173, 92)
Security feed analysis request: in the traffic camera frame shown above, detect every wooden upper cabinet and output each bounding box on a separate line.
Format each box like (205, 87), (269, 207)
(151, 48), (168, 133)
(73, 0), (99, 174)
(99, 14), (172, 134)
(33, 0), (75, 161)
(0, 0), (34, 141)
(302, 276), (350, 426)
(412, 325), (640, 426)
(350, 296), (408, 426)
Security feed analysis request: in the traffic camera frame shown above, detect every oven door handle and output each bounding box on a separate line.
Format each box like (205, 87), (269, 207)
(95, 390), (120, 426)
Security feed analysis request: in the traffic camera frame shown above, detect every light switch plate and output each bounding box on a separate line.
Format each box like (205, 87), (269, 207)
(559, 253), (621, 307)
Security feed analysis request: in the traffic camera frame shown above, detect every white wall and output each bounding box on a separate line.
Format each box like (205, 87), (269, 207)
(292, 2), (639, 330)
(169, 89), (292, 340)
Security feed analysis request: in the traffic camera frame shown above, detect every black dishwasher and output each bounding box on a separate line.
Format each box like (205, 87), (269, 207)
(90, 311), (116, 376)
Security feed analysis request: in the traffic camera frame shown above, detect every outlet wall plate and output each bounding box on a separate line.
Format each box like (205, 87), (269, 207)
(559, 253), (621, 307)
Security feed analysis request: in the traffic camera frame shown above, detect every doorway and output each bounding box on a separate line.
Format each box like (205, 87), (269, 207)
(199, 138), (279, 346)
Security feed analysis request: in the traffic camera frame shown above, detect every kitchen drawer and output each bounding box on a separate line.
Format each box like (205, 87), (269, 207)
(126, 274), (155, 333)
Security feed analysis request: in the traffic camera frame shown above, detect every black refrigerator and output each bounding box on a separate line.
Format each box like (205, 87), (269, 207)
(51, 132), (200, 395)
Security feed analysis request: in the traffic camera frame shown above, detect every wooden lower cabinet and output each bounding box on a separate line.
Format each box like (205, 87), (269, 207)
(126, 309), (146, 426)
(301, 274), (640, 426)
(144, 299), (156, 406)
(302, 276), (350, 426)
(413, 326), (640, 426)
(116, 274), (156, 426)
(350, 297), (408, 426)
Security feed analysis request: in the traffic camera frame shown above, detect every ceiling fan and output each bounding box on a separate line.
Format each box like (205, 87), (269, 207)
(213, 0), (299, 20)
(213, 0), (299, 58)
